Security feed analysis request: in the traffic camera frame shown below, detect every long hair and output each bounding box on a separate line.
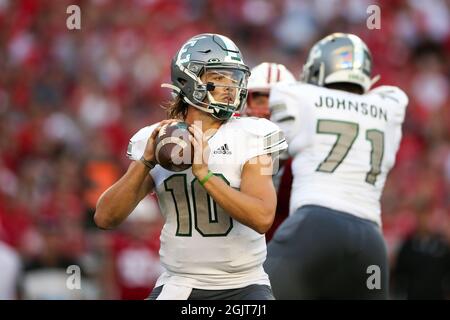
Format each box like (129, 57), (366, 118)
(165, 95), (189, 120)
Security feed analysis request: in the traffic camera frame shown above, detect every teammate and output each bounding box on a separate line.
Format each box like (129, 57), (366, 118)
(264, 33), (408, 299)
(244, 62), (296, 240)
(94, 33), (287, 300)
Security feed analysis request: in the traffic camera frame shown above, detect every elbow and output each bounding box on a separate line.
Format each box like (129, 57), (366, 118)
(94, 194), (121, 230)
(254, 210), (275, 235)
(94, 209), (117, 230)
(255, 221), (272, 235)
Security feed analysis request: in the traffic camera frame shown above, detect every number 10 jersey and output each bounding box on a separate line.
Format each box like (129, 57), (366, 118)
(127, 116), (287, 290)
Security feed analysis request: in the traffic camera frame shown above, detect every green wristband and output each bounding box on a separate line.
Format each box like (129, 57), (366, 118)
(200, 170), (214, 186)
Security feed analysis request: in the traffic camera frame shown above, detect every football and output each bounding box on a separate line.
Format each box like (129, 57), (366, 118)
(155, 121), (194, 172)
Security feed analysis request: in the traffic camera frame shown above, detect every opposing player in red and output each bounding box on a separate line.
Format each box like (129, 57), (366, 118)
(244, 62), (296, 241)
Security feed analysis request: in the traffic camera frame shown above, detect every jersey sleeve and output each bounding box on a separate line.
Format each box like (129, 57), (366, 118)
(370, 86), (409, 169)
(370, 85), (409, 125)
(126, 123), (160, 161)
(269, 83), (301, 144)
(242, 117), (288, 163)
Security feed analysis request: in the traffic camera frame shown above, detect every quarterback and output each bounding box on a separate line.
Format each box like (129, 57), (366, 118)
(95, 34), (287, 300)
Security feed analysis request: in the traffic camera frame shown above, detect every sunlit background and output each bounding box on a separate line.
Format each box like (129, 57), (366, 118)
(0, 0), (449, 299)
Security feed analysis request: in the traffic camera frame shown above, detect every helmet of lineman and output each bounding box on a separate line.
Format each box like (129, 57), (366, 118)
(247, 62), (296, 92)
(166, 33), (250, 121)
(301, 33), (379, 93)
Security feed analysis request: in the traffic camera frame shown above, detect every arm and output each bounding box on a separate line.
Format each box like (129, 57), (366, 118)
(200, 155), (276, 234)
(94, 161), (154, 229)
(94, 119), (178, 229)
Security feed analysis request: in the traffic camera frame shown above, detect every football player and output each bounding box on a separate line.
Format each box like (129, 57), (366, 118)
(94, 34), (287, 300)
(245, 62), (296, 119)
(264, 33), (408, 299)
(244, 62), (296, 241)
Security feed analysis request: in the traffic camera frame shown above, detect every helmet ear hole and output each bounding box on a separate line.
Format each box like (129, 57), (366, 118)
(178, 78), (187, 86)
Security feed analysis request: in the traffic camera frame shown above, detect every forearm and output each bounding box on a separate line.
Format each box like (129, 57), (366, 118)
(201, 175), (275, 234)
(94, 161), (153, 229)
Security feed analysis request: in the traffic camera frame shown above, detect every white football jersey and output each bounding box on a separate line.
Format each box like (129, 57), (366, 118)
(127, 117), (287, 290)
(270, 83), (408, 226)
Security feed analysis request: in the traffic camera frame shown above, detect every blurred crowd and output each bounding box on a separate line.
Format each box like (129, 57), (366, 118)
(0, 0), (449, 299)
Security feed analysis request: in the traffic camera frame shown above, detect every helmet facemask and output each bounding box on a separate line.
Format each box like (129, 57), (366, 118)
(190, 66), (249, 120)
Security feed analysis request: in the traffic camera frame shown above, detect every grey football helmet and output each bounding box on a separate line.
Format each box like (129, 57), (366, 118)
(301, 33), (379, 93)
(163, 33), (250, 120)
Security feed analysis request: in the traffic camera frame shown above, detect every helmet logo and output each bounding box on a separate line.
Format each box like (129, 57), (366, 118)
(177, 36), (206, 65)
(333, 46), (353, 69)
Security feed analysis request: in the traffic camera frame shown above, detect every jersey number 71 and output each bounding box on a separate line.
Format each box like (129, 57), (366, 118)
(316, 119), (384, 185)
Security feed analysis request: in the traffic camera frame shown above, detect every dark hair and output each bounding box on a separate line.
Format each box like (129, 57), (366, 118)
(165, 95), (189, 120)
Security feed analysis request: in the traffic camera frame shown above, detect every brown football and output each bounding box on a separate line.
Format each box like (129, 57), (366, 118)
(155, 121), (194, 172)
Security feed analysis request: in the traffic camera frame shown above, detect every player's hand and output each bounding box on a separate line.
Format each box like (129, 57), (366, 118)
(188, 124), (210, 180)
(143, 119), (180, 163)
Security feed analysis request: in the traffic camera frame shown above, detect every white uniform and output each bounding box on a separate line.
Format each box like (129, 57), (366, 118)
(270, 83), (408, 226)
(127, 117), (287, 291)
(0, 241), (21, 300)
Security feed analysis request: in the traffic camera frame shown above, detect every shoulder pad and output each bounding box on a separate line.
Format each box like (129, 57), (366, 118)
(231, 117), (288, 157)
(369, 86), (408, 123)
(127, 123), (160, 160)
(369, 86), (409, 107)
(232, 117), (281, 137)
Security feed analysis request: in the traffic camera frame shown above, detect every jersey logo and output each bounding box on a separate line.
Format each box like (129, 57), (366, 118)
(213, 143), (232, 155)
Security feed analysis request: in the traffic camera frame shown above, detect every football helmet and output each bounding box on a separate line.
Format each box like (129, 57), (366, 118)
(247, 62), (296, 92)
(163, 33), (250, 121)
(301, 33), (379, 93)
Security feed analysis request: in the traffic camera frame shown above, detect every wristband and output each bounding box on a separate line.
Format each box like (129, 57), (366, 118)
(199, 170), (214, 186)
(140, 156), (156, 170)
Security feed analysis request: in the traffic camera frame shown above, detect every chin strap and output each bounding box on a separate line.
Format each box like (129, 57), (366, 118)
(183, 96), (214, 114)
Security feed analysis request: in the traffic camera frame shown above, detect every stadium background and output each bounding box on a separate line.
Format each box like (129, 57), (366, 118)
(0, 0), (449, 299)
